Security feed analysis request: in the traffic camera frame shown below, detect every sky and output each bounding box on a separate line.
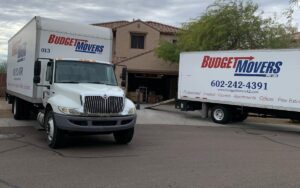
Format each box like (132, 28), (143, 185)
(0, 0), (299, 62)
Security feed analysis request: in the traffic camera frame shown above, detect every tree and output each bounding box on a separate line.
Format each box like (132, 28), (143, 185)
(286, 0), (299, 21)
(0, 61), (7, 73)
(156, 0), (296, 63)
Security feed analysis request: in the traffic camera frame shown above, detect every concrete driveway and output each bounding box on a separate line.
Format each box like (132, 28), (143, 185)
(1, 123), (300, 188)
(1, 99), (300, 188)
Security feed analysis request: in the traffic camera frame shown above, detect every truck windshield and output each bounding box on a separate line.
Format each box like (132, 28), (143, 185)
(55, 60), (117, 85)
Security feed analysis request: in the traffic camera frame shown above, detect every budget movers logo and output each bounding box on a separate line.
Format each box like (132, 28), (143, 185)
(201, 55), (283, 77)
(48, 34), (104, 54)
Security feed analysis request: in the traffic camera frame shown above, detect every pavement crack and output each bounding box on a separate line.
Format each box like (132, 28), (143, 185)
(0, 177), (21, 188)
(11, 139), (138, 159)
(0, 145), (27, 154)
(238, 128), (300, 151)
(262, 135), (300, 150)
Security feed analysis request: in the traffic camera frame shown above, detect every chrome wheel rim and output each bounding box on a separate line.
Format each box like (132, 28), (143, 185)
(46, 117), (54, 141)
(213, 109), (224, 121)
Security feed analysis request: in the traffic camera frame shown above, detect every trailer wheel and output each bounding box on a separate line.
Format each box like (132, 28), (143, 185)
(13, 98), (23, 120)
(233, 112), (248, 122)
(113, 128), (134, 144)
(211, 106), (232, 124)
(45, 110), (65, 148)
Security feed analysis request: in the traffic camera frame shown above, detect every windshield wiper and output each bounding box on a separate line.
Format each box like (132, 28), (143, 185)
(85, 81), (106, 84)
(85, 82), (117, 86)
(58, 81), (79, 83)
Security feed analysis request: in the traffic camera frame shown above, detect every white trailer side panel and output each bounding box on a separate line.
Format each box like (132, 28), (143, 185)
(7, 18), (37, 98)
(37, 17), (112, 62)
(178, 50), (300, 112)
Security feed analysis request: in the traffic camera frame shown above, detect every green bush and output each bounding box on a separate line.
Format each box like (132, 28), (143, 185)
(156, 0), (297, 64)
(0, 61), (7, 73)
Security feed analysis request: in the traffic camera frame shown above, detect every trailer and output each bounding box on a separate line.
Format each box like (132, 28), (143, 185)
(6, 16), (136, 148)
(176, 49), (300, 124)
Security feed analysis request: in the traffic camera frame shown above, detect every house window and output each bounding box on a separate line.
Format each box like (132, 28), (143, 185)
(131, 33), (145, 49)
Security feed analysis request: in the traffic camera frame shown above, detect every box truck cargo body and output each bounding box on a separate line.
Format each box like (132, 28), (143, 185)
(177, 50), (300, 124)
(6, 17), (136, 148)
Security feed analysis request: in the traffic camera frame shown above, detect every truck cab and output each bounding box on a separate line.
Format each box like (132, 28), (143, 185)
(29, 58), (136, 148)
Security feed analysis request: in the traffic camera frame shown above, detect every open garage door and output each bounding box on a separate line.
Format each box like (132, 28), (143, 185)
(127, 72), (178, 103)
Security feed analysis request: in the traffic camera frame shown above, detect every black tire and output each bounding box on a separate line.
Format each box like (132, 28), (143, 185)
(44, 110), (65, 148)
(113, 128), (134, 144)
(12, 98), (23, 120)
(12, 98), (31, 120)
(11, 98), (14, 114)
(211, 106), (232, 124)
(233, 112), (248, 122)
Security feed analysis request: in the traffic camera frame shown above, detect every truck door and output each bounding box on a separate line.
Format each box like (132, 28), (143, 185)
(42, 61), (54, 107)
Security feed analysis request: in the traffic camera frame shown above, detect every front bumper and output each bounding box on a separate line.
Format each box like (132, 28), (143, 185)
(53, 113), (136, 132)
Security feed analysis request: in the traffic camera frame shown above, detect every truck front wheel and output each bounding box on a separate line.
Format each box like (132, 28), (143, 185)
(211, 106), (232, 124)
(45, 110), (65, 148)
(113, 128), (134, 144)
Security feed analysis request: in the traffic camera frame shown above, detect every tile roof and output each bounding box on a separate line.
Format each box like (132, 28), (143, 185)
(145, 21), (179, 34)
(93, 20), (179, 34)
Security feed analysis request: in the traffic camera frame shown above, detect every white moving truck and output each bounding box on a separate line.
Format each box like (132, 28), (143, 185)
(6, 16), (136, 148)
(177, 50), (300, 124)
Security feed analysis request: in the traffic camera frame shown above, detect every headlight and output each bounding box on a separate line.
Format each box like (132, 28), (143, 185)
(58, 106), (81, 115)
(128, 107), (136, 115)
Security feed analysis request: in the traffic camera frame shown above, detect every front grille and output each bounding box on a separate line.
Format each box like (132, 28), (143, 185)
(84, 96), (124, 114)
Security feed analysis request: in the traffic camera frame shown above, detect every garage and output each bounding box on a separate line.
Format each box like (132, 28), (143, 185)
(126, 72), (178, 103)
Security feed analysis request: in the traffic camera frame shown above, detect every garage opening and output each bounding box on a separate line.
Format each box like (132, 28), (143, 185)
(127, 73), (178, 103)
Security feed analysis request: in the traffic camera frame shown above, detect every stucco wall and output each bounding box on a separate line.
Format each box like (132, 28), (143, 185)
(160, 34), (177, 43)
(113, 21), (179, 91)
(115, 21), (160, 60)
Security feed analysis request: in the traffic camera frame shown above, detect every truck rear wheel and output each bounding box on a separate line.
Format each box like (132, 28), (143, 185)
(211, 106), (232, 124)
(13, 98), (23, 120)
(45, 110), (65, 148)
(12, 98), (31, 120)
(233, 112), (248, 122)
(113, 128), (134, 144)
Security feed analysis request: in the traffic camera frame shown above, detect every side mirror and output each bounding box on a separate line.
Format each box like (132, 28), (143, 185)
(121, 80), (126, 87)
(120, 67), (127, 81)
(34, 60), (41, 76)
(33, 60), (41, 83)
(33, 76), (40, 83)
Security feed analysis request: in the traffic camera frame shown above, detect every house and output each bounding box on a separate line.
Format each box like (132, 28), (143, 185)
(92, 20), (179, 103)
